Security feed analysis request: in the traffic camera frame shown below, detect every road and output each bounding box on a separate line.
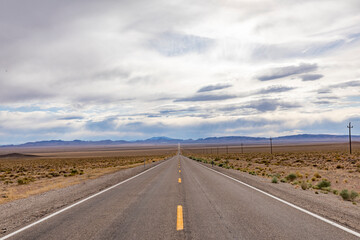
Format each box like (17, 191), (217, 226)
(2, 155), (360, 239)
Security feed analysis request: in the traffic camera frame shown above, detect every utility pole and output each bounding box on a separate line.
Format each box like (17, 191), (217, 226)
(241, 143), (243, 154)
(347, 122), (353, 154)
(270, 137), (273, 154)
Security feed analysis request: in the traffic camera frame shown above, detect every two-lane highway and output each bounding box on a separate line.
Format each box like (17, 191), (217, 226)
(2, 155), (359, 239)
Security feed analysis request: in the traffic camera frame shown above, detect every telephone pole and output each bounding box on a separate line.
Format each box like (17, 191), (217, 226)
(270, 137), (273, 154)
(347, 122), (353, 154)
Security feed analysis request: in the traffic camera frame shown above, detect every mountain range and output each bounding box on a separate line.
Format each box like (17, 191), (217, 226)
(1, 134), (359, 147)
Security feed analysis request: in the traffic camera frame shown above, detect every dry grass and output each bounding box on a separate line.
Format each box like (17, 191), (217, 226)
(183, 142), (360, 201)
(0, 145), (176, 204)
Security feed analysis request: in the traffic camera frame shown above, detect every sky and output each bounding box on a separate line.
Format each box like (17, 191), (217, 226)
(1, 0), (360, 144)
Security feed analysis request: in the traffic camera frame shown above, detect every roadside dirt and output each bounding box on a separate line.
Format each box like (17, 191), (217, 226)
(0, 149), (173, 204)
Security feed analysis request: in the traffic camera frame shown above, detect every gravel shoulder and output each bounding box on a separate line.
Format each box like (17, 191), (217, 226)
(0, 159), (167, 237)
(196, 160), (360, 233)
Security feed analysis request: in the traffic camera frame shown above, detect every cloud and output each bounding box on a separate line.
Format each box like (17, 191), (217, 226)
(251, 28), (360, 61)
(117, 121), (169, 137)
(317, 89), (332, 94)
(174, 94), (237, 102)
(92, 68), (130, 81)
(148, 31), (215, 57)
(245, 99), (301, 112)
(313, 101), (331, 105)
(197, 83), (232, 93)
(159, 106), (199, 115)
(300, 74), (323, 81)
(58, 115), (84, 120)
(97, 117), (283, 140)
(85, 118), (117, 131)
(317, 80), (360, 94)
(147, 114), (160, 118)
(74, 95), (134, 106)
(256, 85), (295, 94)
(252, 40), (346, 60)
(317, 96), (339, 100)
(0, 82), (55, 103)
(1, 1), (360, 144)
(331, 80), (360, 88)
(257, 63), (318, 81)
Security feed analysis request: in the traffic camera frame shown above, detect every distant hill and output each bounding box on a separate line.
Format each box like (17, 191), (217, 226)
(136, 136), (183, 144)
(1, 134), (359, 147)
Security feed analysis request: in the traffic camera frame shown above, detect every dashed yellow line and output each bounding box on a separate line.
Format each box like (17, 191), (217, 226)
(179, 170), (181, 173)
(177, 205), (184, 231)
(178, 178), (181, 183)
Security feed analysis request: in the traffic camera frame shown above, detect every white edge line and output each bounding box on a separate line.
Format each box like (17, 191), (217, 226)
(1, 159), (170, 240)
(193, 159), (360, 238)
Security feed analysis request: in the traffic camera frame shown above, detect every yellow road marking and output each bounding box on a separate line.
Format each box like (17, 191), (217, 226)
(178, 178), (181, 183)
(177, 205), (184, 231)
(179, 170), (181, 173)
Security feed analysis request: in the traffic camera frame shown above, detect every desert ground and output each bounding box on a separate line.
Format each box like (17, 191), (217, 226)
(0, 145), (176, 204)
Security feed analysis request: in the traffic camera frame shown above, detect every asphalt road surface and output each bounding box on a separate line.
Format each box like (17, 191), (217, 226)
(3, 155), (360, 240)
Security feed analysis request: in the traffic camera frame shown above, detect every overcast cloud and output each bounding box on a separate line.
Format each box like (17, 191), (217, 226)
(0, 0), (360, 144)
(197, 84), (232, 93)
(256, 63), (318, 81)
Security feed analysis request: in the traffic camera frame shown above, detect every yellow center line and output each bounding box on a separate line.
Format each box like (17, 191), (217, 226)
(178, 178), (181, 183)
(176, 205), (184, 231)
(179, 170), (181, 173)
